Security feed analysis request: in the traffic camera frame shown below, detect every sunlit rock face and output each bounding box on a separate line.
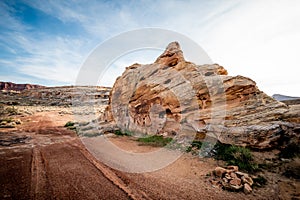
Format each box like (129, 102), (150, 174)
(105, 41), (294, 149)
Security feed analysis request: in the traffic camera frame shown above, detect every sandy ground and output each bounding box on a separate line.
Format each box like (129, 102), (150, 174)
(0, 111), (129, 200)
(0, 108), (299, 199)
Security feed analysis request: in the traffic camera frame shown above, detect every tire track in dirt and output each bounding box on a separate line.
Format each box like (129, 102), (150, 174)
(72, 141), (152, 200)
(27, 112), (134, 199)
(30, 147), (52, 199)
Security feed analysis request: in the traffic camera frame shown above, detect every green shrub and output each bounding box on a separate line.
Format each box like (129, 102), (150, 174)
(64, 121), (77, 133)
(186, 140), (203, 153)
(214, 142), (258, 172)
(124, 130), (133, 136)
(137, 135), (172, 147)
(64, 121), (75, 127)
(114, 129), (133, 136)
(114, 130), (123, 136)
(68, 126), (77, 130)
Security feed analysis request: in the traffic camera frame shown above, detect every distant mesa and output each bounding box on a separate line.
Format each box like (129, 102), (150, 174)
(0, 81), (45, 92)
(272, 94), (300, 101)
(0, 83), (111, 107)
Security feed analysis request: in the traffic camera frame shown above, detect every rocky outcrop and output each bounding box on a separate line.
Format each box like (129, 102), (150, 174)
(0, 81), (44, 92)
(104, 42), (297, 149)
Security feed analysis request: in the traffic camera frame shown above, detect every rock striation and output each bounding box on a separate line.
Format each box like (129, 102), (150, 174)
(104, 42), (297, 149)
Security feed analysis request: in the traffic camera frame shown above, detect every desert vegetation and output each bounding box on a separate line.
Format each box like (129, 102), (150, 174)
(137, 135), (173, 147)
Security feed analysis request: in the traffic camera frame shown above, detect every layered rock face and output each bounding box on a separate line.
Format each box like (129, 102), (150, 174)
(0, 81), (44, 91)
(0, 86), (111, 106)
(105, 42), (297, 149)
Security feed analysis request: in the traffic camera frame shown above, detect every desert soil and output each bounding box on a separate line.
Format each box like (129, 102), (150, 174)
(0, 107), (299, 199)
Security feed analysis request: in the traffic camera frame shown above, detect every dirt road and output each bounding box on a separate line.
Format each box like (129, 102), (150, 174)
(0, 112), (130, 200)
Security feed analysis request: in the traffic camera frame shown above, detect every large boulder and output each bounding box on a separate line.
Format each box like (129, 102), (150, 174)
(104, 41), (296, 149)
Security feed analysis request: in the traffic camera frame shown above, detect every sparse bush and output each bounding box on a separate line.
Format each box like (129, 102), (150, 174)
(137, 135), (172, 147)
(0, 105), (19, 116)
(5, 106), (19, 115)
(64, 121), (75, 127)
(214, 142), (258, 172)
(64, 121), (77, 133)
(114, 129), (133, 136)
(68, 126), (77, 130)
(186, 140), (202, 153)
(114, 130), (123, 136)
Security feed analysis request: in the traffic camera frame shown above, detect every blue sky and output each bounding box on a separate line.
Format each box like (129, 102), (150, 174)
(0, 0), (299, 96)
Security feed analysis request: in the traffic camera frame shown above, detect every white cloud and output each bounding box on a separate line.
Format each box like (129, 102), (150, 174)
(193, 0), (300, 96)
(0, 32), (87, 84)
(1, 0), (299, 96)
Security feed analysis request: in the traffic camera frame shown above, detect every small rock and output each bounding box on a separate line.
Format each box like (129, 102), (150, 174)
(230, 172), (238, 179)
(225, 173), (232, 180)
(250, 175), (258, 179)
(236, 171), (248, 177)
(241, 175), (254, 186)
(227, 165), (239, 172)
(243, 183), (252, 194)
(230, 178), (242, 186)
(210, 179), (219, 187)
(222, 181), (243, 190)
(8, 122), (16, 126)
(214, 167), (227, 177)
(230, 184), (243, 190)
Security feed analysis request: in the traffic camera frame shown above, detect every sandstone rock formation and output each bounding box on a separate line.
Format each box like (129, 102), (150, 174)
(0, 81), (44, 92)
(104, 42), (297, 149)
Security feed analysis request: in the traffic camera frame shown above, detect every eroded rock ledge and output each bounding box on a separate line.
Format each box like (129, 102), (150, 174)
(103, 42), (298, 149)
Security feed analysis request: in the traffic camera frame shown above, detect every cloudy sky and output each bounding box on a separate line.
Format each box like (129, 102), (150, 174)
(0, 0), (299, 96)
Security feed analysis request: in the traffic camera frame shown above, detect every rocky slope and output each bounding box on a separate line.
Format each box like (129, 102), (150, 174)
(0, 86), (111, 106)
(104, 42), (298, 149)
(0, 81), (44, 92)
